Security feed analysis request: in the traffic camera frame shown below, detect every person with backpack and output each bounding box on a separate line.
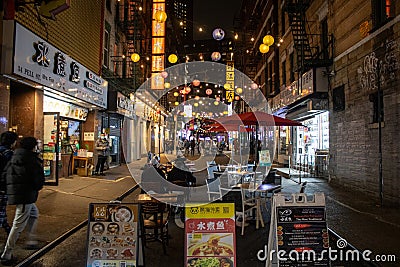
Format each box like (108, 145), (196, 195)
(1, 137), (45, 265)
(0, 131), (18, 236)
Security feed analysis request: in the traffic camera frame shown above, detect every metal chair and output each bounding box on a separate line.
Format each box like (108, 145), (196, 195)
(219, 187), (257, 235)
(206, 177), (221, 201)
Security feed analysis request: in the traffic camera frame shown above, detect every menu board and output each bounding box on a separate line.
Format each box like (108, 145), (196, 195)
(266, 193), (329, 267)
(276, 206), (329, 266)
(185, 203), (236, 267)
(259, 150), (272, 167)
(86, 203), (139, 267)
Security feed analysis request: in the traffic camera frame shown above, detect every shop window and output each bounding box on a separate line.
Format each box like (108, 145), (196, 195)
(372, 0), (394, 29)
(369, 92), (384, 123)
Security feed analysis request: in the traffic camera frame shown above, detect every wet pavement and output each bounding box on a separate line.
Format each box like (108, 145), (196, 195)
(0, 154), (399, 266)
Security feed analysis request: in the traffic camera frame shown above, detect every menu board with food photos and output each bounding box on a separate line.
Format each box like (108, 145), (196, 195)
(266, 193), (329, 267)
(185, 203), (236, 267)
(86, 203), (139, 267)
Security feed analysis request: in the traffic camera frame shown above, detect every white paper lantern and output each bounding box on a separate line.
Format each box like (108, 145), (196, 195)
(212, 28), (225, 41)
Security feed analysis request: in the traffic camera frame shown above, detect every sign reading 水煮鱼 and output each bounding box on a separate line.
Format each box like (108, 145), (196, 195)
(86, 203), (139, 267)
(13, 23), (108, 109)
(185, 203), (236, 267)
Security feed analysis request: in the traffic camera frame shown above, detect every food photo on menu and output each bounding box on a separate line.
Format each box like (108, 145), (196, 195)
(187, 233), (234, 257)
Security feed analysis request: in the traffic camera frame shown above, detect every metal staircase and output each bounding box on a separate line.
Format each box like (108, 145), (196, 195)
(285, 0), (333, 72)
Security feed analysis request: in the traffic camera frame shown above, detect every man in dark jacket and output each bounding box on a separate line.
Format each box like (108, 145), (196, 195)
(1, 137), (45, 265)
(0, 131), (18, 236)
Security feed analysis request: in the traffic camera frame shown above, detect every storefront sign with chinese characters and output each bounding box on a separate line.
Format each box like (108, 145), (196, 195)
(185, 203), (236, 267)
(43, 96), (88, 121)
(14, 23), (108, 108)
(117, 92), (135, 119)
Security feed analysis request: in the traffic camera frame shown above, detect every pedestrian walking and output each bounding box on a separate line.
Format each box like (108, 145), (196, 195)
(0, 131), (18, 236)
(1, 136), (45, 265)
(190, 139), (196, 156)
(93, 134), (109, 176)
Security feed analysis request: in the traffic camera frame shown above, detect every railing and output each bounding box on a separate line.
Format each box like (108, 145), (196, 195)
(290, 152), (329, 179)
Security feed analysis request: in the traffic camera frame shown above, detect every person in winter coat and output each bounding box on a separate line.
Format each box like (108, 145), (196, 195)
(0, 131), (18, 236)
(93, 134), (109, 176)
(1, 137), (45, 265)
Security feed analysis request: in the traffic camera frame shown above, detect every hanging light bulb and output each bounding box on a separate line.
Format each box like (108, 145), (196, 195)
(236, 87), (243, 94)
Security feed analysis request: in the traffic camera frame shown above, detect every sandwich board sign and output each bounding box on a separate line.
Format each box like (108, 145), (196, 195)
(185, 203), (237, 267)
(86, 203), (139, 267)
(266, 193), (330, 267)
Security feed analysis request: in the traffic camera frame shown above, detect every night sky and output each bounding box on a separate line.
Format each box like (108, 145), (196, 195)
(193, 0), (243, 40)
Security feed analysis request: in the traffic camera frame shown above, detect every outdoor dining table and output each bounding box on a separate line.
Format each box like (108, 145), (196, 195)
(227, 170), (255, 185)
(232, 183), (282, 229)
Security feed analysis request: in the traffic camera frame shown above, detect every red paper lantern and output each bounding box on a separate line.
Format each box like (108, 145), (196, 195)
(184, 86), (191, 93)
(206, 89), (212, 95)
(161, 71), (168, 78)
(192, 79), (200, 86)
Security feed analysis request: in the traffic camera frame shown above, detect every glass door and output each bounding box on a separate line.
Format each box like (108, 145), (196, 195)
(43, 112), (60, 185)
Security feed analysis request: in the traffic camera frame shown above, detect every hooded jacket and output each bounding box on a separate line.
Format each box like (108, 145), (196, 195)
(3, 148), (44, 205)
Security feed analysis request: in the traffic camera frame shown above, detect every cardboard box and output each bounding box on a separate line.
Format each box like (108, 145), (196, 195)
(77, 167), (88, 176)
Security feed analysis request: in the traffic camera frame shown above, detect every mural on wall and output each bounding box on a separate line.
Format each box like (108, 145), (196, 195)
(357, 39), (400, 93)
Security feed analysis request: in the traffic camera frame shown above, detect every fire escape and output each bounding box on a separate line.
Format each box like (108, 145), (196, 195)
(285, 0), (334, 73)
(103, 0), (149, 95)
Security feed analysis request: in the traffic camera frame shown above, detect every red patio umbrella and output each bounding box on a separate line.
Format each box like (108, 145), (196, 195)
(217, 111), (303, 127)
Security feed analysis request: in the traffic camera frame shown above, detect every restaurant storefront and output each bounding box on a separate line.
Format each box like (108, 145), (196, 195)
(1, 22), (108, 184)
(271, 68), (329, 170)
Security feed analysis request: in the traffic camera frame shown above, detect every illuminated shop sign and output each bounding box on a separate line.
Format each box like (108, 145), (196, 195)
(43, 96), (88, 121)
(13, 23), (108, 108)
(117, 92), (135, 119)
(151, 0), (165, 90)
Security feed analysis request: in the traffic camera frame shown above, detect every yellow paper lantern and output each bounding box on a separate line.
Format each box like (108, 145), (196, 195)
(131, 53), (140, 62)
(263, 35), (274, 46)
(164, 82), (171, 89)
(168, 54), (178, 64)
(173, 92), (179, 97)
(214, 101), (219, 106)
(224, 83), (232, 90)
(174, 101), (179, 106)
(236, 87), (243, 94)
(259, 44), (270, 54)
(154, 10), (167, 23)
(194, 102), (199, 107)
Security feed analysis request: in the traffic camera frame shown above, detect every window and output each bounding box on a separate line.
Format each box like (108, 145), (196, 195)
(106, 0), (111, 12)
(103, 30), (110, 68)
(281, 8), (286, 35)
(369, 92), (384, 123)
(268, 61), (273, 93)
(281, 60), (286, 86)
(372, 0), (394, 28)
(289, 53), (295, 82)
(321, 18), (329, 60)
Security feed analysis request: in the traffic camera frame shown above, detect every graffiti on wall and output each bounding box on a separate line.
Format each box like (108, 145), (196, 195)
(357, 39), (400, 92)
